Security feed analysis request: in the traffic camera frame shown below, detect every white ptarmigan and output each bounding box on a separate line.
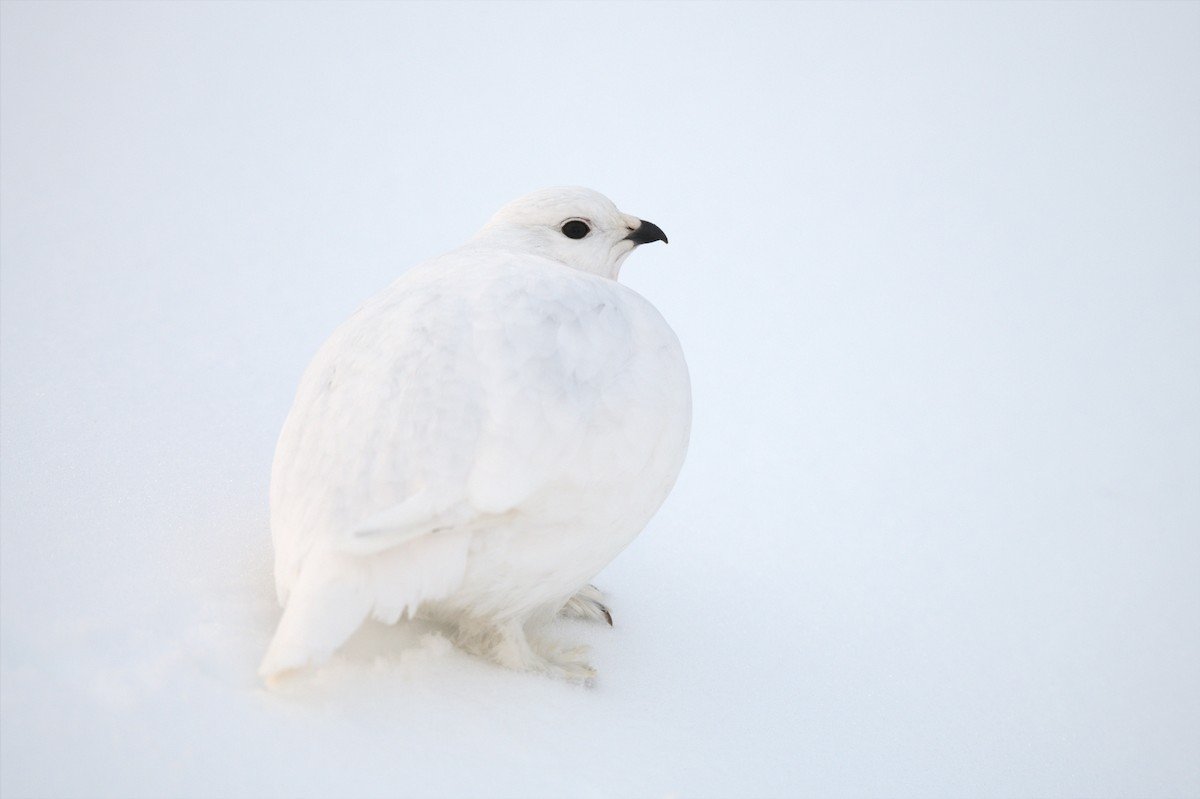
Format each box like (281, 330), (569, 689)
(260, 187), (691, 683)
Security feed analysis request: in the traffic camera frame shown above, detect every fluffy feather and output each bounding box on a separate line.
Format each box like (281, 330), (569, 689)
(261, 187), (690, 683)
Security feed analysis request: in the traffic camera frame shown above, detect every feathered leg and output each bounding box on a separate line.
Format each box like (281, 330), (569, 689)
(454, 616), (596, 682)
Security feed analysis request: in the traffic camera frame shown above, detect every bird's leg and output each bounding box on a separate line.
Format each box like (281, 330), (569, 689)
(530, 635), (596, 683)
(559, 584), (613, 626)
(454, 617), (596, 683)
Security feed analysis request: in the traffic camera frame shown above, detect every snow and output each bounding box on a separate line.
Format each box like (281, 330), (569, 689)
(2, 2), (1198, 797)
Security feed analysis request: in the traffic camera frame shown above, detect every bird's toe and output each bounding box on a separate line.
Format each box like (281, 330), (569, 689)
(560, 584), (614, 626)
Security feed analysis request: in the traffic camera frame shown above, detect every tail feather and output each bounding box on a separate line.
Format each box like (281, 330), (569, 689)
(259, 550), (372, 682)
(259, 531), (473, 684)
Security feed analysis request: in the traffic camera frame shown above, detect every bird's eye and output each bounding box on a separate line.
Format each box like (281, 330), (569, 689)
(561, 220), (590, 240)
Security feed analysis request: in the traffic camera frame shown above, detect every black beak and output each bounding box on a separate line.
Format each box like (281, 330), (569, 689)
(625, 219), (668, 246)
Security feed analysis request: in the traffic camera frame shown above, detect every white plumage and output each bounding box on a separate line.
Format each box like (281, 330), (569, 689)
(260, 187), (691, 683)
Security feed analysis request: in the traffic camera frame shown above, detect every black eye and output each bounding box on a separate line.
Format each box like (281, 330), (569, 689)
(561, 220), (590, 239)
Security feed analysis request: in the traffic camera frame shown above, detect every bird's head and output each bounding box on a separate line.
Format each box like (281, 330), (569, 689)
(473, 186), (667, 281)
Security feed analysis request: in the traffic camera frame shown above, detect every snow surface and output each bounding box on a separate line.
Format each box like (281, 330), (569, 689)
(1, 2), (1198, 797)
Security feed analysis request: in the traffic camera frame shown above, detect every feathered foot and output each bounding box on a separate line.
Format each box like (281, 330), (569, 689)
(455, 618), (596, 683)
(559, 584), (613, 626)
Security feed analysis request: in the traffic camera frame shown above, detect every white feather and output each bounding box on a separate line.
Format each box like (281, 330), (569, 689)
(261, 187), (690, 683)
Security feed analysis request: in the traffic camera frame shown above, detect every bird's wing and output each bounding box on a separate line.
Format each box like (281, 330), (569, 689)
(269, 258), (488, 600)
(270, 252), (643, 595)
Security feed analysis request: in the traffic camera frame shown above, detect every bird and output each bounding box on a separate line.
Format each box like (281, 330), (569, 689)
(259, 186), (691, 684)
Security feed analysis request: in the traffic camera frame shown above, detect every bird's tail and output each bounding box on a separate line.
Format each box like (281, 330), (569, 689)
(259, 531), (473, 685)
(259, 549), (373, 684)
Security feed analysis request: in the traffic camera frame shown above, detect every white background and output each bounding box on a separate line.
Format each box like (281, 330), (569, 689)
(2, 2), (1198, 797)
